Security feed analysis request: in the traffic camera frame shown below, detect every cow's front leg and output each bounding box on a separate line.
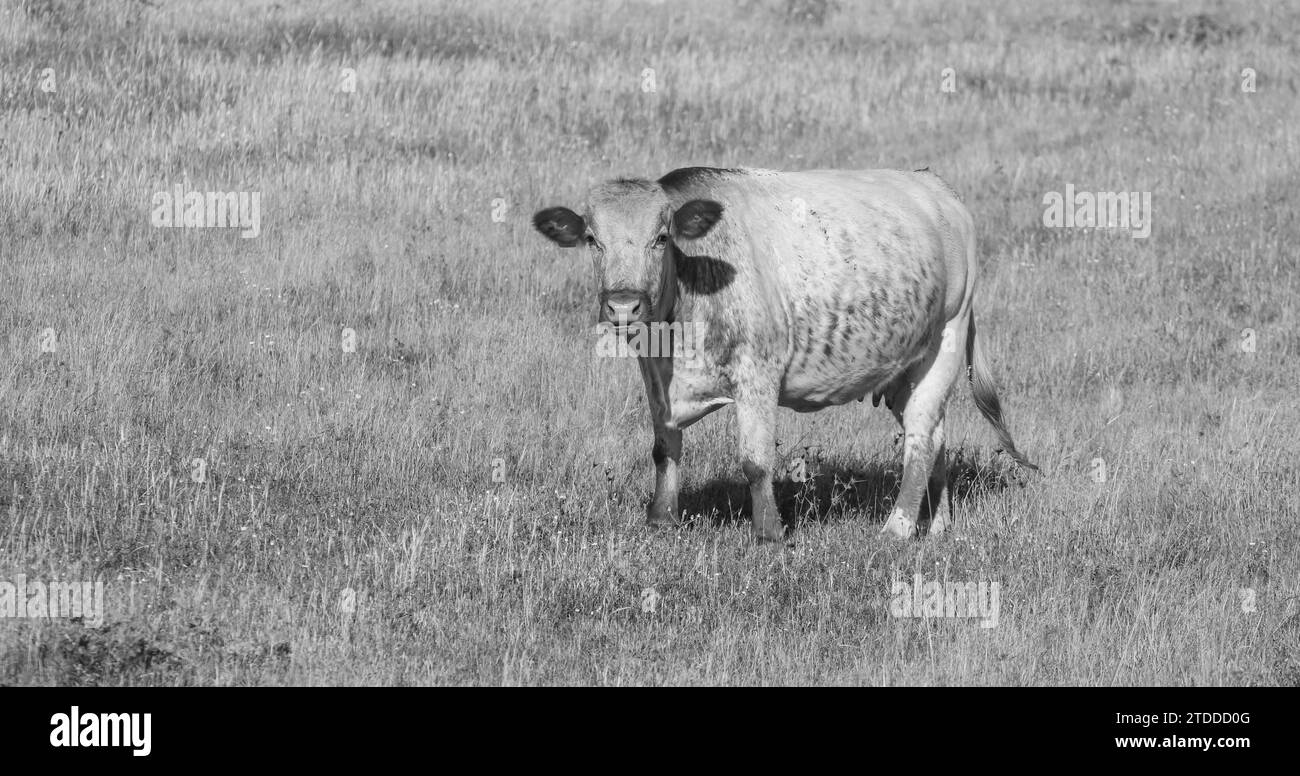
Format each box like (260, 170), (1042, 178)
(735, 388), (783, 542)
(647, 425), (681, 528)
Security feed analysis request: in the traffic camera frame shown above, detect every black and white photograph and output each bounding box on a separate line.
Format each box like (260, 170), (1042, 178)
(1, 0), (1295, 720)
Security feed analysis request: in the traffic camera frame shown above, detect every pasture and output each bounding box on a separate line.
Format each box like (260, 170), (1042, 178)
(1, 0), (1297, 685)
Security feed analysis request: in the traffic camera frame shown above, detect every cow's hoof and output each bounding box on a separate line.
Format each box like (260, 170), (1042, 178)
(880, 511), (917, 540)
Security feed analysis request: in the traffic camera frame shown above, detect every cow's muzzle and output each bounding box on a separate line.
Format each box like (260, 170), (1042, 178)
(599, 289), (649, 326)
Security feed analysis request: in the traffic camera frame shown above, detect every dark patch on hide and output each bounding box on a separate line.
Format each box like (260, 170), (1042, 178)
(673, 249), (736, 295)
(658, 166), (745, 191)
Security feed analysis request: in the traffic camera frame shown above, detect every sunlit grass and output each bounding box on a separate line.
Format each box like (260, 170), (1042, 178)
(0, 0), (1296, 685)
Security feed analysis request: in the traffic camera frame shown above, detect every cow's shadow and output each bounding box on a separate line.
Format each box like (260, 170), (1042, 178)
(677, 452), (1021, 536)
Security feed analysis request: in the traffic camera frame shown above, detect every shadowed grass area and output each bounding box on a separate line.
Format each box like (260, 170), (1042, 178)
(0, 0), (1297, 685)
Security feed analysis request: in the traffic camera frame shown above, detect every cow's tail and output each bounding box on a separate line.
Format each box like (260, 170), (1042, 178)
(967, 312), (1038, 470)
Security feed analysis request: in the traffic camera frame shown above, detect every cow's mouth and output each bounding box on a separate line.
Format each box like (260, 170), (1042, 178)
(603, 319), (650, 335)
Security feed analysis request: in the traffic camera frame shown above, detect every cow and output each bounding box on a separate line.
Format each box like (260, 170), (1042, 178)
(533, 166), (1035, 542)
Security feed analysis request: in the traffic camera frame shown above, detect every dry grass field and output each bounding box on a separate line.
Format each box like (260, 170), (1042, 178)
(1, 0), (1297, 685)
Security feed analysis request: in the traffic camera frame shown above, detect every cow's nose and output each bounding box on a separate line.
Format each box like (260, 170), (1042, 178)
(604, 292), (643, 323)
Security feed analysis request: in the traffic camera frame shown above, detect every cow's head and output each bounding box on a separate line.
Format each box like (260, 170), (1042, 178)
(533, 180), (723, 326)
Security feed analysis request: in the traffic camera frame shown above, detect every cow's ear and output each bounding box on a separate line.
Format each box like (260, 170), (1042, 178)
(673, 200), (723, 240)
(533, 207), (586, 247)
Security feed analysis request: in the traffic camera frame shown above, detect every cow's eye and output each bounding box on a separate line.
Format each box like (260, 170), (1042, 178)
(654, 234), (668, 247)
(585, 234), (597, 246)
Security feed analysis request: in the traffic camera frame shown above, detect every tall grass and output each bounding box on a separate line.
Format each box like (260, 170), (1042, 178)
(0, 0), (1296, 685)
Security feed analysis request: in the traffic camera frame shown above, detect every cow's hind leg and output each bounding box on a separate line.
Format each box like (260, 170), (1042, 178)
(925, 418), (952, 536)
(881, 327), (964, 540)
